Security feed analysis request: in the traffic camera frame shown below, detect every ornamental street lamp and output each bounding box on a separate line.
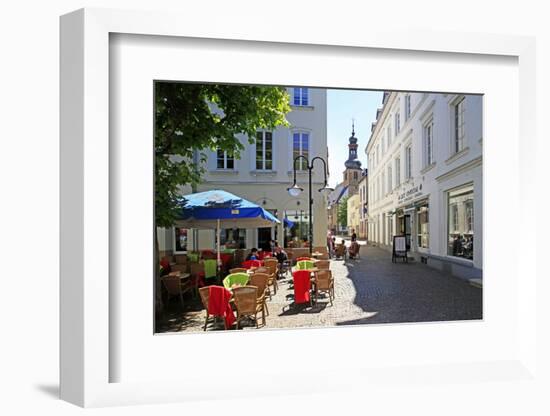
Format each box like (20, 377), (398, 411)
(286, 156), (333, 255)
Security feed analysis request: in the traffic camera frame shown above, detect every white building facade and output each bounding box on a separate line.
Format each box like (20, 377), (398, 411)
(159, 87), (328, 255)
(366, 91), (482, 280)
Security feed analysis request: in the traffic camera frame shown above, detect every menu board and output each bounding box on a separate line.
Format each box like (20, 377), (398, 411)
(392, 235), (408, 263)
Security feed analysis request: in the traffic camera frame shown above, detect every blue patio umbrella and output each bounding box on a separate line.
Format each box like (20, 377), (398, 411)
(175, 190), (281, 265)
(284, 218), (295, 228)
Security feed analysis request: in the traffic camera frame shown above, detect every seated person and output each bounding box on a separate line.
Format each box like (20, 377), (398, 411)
(336, 239), (347, 258)
(274, 246), (288, 264)
(348, 241), (360, 259)
(302, 238), (310, 248)
(245, 247), (259, 261)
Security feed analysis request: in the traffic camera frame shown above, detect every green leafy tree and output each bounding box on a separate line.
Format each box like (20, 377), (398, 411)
(155, 82), (290, 313)
(337, 196), (349, 231)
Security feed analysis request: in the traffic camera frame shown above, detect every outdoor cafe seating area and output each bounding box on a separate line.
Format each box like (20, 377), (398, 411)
(159, 246), (334, 330)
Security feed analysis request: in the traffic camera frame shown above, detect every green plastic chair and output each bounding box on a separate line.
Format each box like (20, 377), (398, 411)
(223, 273), (249, 289)
(187, 252), (200, 263)
(297, 260), (314, 270)
(203, 259), (218, 280)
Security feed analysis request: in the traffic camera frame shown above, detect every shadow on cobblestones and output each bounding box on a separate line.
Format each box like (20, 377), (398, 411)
(335, 246), (483, 326)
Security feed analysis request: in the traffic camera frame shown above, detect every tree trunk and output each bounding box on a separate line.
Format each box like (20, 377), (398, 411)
(155, 227), (163, 320)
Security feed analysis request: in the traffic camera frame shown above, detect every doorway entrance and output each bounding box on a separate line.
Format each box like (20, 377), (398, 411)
(398, 214), (411, 250)
(258, 209), (277, 251)
(258, 227), (272, 251)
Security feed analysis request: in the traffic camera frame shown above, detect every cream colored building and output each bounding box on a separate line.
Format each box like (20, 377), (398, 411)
(358, 171), (368, 239)
(366, 91), (482, 280)
(159, 87), (328, 254)
(347, 193), (361, 238)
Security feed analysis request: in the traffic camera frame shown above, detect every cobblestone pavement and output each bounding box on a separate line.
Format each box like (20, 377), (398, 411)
(157, 245), (482, 333)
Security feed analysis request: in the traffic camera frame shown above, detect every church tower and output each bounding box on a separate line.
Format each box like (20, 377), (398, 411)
(343, 121), (362, 195)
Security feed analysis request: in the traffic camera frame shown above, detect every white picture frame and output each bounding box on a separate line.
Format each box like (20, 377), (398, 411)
(60, 8), (538, 408)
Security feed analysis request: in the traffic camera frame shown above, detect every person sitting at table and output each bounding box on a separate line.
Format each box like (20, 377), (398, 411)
(349, 240), (360, 259)
(245, 247), (259, 261)
(274, 245), (288, 264)
(336, 239), (347, 258)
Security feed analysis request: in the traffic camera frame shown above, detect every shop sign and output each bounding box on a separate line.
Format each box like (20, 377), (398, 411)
(397, 182), (423, 204)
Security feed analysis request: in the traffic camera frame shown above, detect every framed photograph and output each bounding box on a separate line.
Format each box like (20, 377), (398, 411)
(60, 8), (537, 408)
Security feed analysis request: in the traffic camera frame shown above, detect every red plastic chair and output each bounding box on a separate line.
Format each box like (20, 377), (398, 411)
(242, 260), (262, 269)
(292, 270), (312, 305)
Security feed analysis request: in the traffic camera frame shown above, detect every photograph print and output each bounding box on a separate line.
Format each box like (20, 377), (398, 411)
(154, 82), (482, 333)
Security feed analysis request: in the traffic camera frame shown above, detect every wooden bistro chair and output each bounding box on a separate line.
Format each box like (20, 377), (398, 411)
(313, 269), (334, 306)
(335, 244), (347, 260)
(161, 274), (192, 308)
(229, 267), (247, 274)
(249, 273), (270, 317)
(233, 286), (264, 329)
(198, 286), (235, 331)
(292, 270), (313, 307)
(264, 258), (279, 295)
(315, 260), (330, 270)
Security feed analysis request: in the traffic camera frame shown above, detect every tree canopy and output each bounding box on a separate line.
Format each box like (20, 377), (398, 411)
(337, 196), (349, 228)
(155, 82), (291, 228)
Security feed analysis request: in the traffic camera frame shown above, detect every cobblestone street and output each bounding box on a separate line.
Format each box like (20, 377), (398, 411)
(158, 245), (482, 333)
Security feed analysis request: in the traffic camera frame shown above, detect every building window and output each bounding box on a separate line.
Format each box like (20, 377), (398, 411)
(285, 210), (312, 246)
(387, 125), (392, 148)
(447, 185), (474, 260)
(453, 97), (465, 154)
(417, 204), (429, 248)
(218, 228), (246, 249)
(405, 95), (411, 120)
(217, 148), (234, 169)
(424, 121), (434, 167)
(395, 157), (401, 187)
(292, 132), (309, 170)
(381, 171), (385, 196)
(405, 145), (412, 179)
(174, 227), (188, 253)
(395, 111), (401, 134)
(293, 87), (309, 106)
(256, 131), (273, 170)
(387, 165), (392, 193)
(354, 171), (358, 180)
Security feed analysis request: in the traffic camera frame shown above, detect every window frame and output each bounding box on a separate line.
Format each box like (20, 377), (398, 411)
(255, 130), (274, 171)
(405, 94), (412, 120)
(292, 87), (309, 106)
(417, 204), (429, 249)
(291, 130), (311, 170)
(395, 156), (401, 188)
(452, 96), (466, 154)
(446, 184), (475, 260)
(216, 148), (235, 170)
(423, 119), (434, 168)
(395, 111), (401, 135)
(405, 144), (412, 180)
(173, 227), (189, 254)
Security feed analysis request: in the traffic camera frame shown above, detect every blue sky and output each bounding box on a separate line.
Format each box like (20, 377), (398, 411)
(326, 89), (383, 188)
